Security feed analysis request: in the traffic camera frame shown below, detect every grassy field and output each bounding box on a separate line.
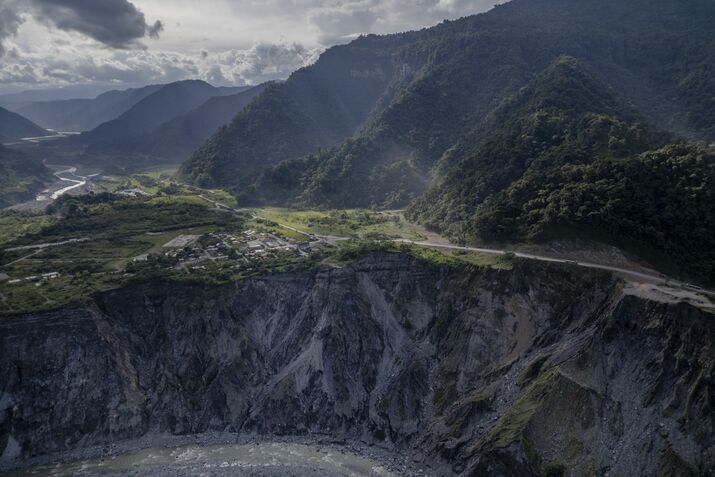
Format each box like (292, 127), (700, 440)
(254, 208), (426, 240)
(0, 192), (247, 313)
(0, 210), (56, 246)
(248, 218), (309, 241)
(135, 166), (179, 181)
(328, 240), (514, 270)
(0, 274), (121, 314)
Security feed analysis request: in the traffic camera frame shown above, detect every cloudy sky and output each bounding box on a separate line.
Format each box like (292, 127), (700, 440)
(0, 0), (503, 95)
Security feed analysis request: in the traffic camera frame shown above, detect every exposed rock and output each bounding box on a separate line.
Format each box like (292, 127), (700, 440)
(1, 252), (713, 475)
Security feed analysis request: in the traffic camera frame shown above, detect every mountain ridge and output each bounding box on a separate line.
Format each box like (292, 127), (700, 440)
(80, 79), (222, 145)
(14, 84), (165, 132)
(180, 0), (715, 208)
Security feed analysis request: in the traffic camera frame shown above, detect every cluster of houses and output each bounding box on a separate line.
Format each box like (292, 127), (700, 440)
(157, 230), (323, 272)
(1, 229), (324, 287)
(116, 188), (151, 198)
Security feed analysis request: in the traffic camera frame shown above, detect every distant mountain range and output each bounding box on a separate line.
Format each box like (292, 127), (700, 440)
(14, 84), (165, 132)
(0, 84), (118, 111)
(80, 80), (229, 145)
(66, 80), (269, 165)
(10, 84), (252, 133)
(0, 106), (47, 143)
(138, 82), (270, 162)
(0, 80), (264, 207)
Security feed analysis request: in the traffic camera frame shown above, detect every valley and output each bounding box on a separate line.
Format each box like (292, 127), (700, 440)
(1, 0), (715, 475)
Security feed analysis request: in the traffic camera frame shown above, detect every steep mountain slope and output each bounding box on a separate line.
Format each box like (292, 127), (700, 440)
(79, 80), (222, 146)
(179, 34), (419, 187)
(1, 253), (713, 475)
(14, 84), (164, 132)
(408, 58), (715, 283)
(55, 81), (261, 166)
(0, 145), (53, 207)
(180, 0), (715, 207)
(409, 57), (662, 231)
(0, 107), (47, 143)
(139, 82), (272, 162)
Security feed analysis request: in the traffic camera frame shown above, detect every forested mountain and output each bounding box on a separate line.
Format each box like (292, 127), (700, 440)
(79, 80), (222, 146)
(180, 0), (715, 208)
(0, 145), (53, 207)
(54, 81), (262, 166)
(0, 106), (47, 143)
(179, 35), (415, 187)
(408, 58), (715, 282)
(14, 84), (164, 132)
(138, 83), (271, 162)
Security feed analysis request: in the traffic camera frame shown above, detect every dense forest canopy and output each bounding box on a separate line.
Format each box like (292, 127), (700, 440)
(408, 59), (715, 282)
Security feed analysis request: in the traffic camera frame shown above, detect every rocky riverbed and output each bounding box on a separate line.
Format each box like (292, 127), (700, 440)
(1, 434), (427, 476)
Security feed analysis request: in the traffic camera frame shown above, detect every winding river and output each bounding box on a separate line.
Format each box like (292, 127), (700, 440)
(37, 164), (98, 201)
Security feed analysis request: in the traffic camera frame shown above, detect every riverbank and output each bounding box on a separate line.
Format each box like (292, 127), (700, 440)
(6, 163), (100, 211)
(0, 434), (435, 476)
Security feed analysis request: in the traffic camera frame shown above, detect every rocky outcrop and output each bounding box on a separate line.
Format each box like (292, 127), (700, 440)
(1, 252), (713, 475)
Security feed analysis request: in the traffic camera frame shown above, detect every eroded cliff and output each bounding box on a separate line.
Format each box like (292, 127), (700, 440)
(1, 253), (713, 475)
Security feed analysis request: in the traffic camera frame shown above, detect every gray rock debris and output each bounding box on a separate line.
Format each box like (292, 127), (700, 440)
(1, 252), (713, 476)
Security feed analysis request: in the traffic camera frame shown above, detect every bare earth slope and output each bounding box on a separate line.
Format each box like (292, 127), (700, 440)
(1, 253), (713, 475)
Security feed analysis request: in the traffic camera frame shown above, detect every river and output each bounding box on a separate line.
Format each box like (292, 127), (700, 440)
(1, 442), (403, 476)
(35, 163), (98, 202)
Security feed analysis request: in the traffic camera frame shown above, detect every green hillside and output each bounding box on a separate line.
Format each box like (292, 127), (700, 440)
(0, 145), (53, 208)
(408, 59), (715, 282)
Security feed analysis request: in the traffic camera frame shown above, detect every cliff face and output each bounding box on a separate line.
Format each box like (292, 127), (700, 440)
(1, 253), (713, 475)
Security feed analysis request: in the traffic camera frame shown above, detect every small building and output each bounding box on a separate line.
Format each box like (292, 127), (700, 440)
(162, 235), (199, 248)
(117, 188), (150, 197)
(247, 240), (263, 251)
(41, 272), (61, 279)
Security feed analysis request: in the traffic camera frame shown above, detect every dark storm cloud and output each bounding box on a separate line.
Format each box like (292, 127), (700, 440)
(29, 0), (162, 48)
(147, 19), (163, 39)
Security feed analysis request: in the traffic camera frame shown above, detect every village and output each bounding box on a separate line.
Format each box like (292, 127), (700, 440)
(133, 228), (326, 275)
(0, 225), (327, 290)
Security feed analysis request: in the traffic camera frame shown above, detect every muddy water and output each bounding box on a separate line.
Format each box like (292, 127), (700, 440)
(4, 443), (398, 476)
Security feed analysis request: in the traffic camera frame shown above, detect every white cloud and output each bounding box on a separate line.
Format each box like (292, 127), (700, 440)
(0, 39), (321, 89)
(309, 7), (378, 44)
